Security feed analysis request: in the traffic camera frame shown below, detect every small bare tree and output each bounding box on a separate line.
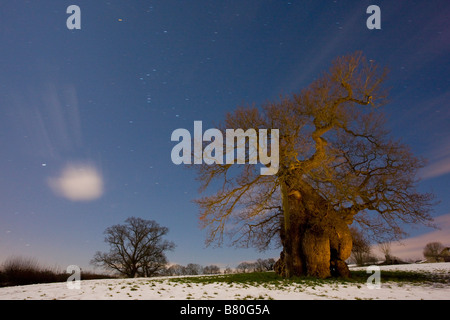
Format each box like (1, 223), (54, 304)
(236, 262), (253, 273)
(423, 242), (445, 262)
(254, 258), (276, 271)
(378, 242), (393, 262)
(166, 264), (186, 276)
(223, 266), (234, 274)
(203, 265), (221, 274)
(91, 217), (175, 278)
(350, 227), (372, 266)
(185, 263), (203, 275)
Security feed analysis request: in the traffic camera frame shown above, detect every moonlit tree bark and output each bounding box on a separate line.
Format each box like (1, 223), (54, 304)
(194, 52), (435, 278)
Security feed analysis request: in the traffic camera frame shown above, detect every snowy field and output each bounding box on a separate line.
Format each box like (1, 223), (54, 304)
(0, 262), (449, 300)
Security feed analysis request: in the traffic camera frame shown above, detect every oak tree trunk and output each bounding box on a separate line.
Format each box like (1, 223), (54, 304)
(280, 183), (305, 277)
(276, 181), (352, 279)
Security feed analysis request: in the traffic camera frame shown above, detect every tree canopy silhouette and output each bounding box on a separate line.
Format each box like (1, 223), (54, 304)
(91, 217), (175, 278)
(194, 51), (435, 278)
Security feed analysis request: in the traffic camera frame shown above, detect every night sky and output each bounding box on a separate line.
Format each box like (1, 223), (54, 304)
(1, 1), (449, 271)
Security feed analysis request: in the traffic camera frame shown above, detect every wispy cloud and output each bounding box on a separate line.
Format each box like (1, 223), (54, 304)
(420, 136), (450, 180)
(420, 157), (450, 180)
(7, 83), (83, 160)
(48, 163), (104, 202)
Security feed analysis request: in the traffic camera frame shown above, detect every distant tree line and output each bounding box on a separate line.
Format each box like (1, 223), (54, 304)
(160, 263), (221, 276)
(349, 227), (450, 266)
(157, 258), (276, 276)
(236, 258), (276, 273)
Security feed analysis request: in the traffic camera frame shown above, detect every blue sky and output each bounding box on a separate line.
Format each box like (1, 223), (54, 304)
(0, 1), (449, 271)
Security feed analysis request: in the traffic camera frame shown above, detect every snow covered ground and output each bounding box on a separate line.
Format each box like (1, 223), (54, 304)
(0, 262), (449, 300)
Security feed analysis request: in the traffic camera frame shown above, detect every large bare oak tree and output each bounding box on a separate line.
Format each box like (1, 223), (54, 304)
(91, 217), (175, 277)
(194, 52), (435, 278)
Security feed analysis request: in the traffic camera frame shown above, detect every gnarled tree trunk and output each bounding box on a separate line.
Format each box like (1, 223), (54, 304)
(276, 180), (352, 279)
(280, 183), (305, 277)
